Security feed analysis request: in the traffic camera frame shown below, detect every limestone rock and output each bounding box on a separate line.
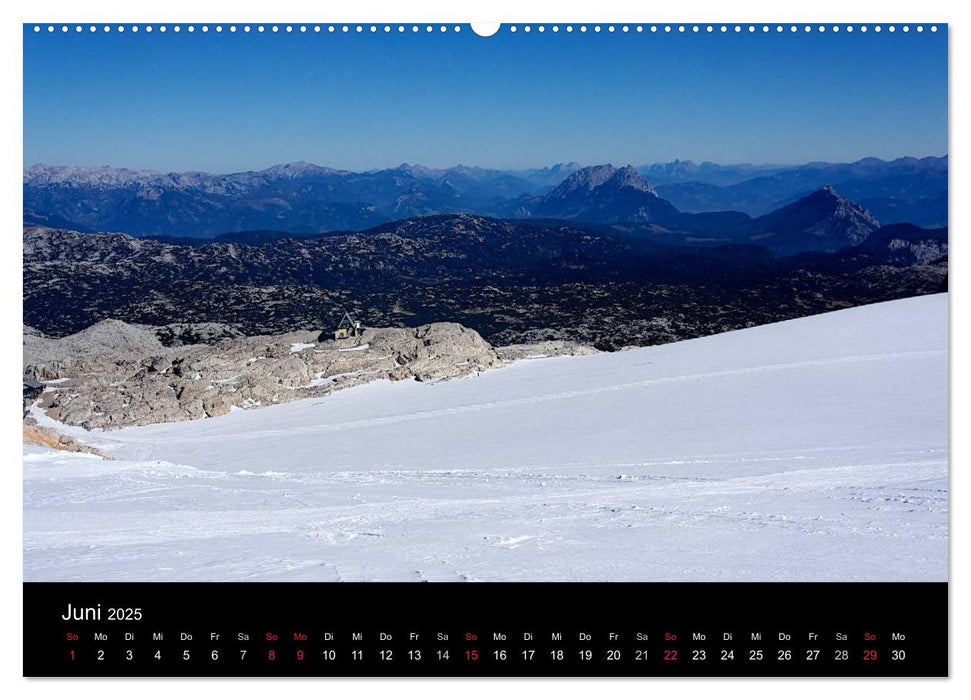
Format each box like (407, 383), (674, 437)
(151, 322), (244, 347)
(25, 319), (503, 429)
(496, 340), (599, 362)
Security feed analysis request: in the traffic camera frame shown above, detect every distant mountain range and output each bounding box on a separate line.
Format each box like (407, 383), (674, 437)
(652, 156), (948, 227)
(135, 184), (890, 257)
(24, 155), (947, 238)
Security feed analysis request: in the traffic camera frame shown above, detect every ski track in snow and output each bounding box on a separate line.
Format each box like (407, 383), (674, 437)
(24, 295), (949, 582)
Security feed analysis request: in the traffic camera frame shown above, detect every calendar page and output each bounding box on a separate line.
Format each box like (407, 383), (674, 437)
(21, 20), (948, 677)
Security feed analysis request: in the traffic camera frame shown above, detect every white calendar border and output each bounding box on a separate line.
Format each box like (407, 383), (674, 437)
(0, 0), (963, 698)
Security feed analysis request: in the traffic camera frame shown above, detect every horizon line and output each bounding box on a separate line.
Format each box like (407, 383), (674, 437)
(23, 153), (950, 177)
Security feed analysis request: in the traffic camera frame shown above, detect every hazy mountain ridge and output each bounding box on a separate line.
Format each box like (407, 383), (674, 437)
(24, 156), (946, 237)
(656, 155), (947, 227)
(120, 184), (899, 259)
(502, 165), (888, 252)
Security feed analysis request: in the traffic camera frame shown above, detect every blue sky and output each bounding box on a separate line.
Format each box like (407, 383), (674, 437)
(23, 24), (948, 172)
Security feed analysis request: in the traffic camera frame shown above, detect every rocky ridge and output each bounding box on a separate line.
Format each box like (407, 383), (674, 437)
(24, 213), (947, 351)
(24, 320), (596, 430)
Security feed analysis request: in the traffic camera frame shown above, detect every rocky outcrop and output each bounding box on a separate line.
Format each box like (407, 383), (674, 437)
(859, 223), (948, 266)
(496, 340), (599, 362)
(24, 320), (504, 429)
(151, 322), (244, 347)
(24, 320), (165, 379)
(23, 423), (109, 457)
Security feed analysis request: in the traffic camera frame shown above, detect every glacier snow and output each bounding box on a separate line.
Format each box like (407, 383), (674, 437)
(24, 294), (948, 582)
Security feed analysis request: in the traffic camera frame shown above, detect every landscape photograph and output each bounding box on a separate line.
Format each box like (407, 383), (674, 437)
(22, 24), (947, 582)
